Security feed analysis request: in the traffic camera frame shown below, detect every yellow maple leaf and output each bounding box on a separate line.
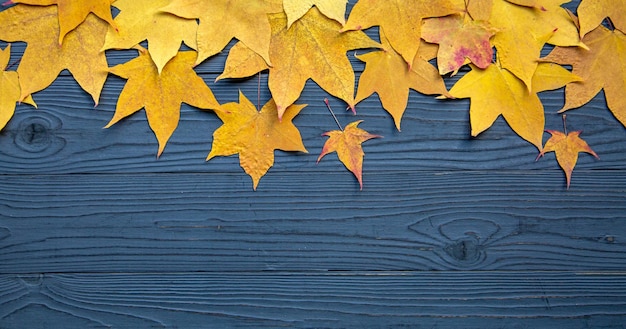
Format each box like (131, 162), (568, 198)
(421, 13), (497, 75)
(101, 0), (197, 74)
(355, 28), (449, 130)
(283, 0), (346, 27)
(0, 44), (36, 130)
(207, 91), (307, 190)
(9, 0), (116, 44)
(486, 0), (584, 89)
(217, 42), (270, 80)
(161, 0), (282, 66)
(317, 120), (381, 190)
(448, 62), (580, 150)
(537, 129), (599, 189)
(217, 7), (379, 119)
(505, 0), (549, 10)
(542, 26), (626, 127)
(105, 48), (221, 157)
(0, 4), (108, 104)
(577, 0), (626, 37)
(343, 0), (461, 65)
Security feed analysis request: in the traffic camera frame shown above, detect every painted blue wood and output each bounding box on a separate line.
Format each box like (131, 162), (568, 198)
(2, 0), (626, 328)
(1, 272), (625, 329)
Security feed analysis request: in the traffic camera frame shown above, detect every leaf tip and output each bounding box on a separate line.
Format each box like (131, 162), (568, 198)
(347, 104), (356, 115)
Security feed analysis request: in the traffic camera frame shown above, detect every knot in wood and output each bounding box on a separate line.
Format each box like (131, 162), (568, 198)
(445, 237), (482, 263)
(15, 117), (53, 153)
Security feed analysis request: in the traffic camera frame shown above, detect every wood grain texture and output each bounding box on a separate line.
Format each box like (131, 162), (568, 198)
(1, 272), (625, 329)
(2, 1), (626, 328)
(0, 75), (622, 174)
(1, 171), (624, 274)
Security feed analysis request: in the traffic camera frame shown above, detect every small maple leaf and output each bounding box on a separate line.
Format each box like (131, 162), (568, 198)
(343, 0), (461, 65)
(542, 26), (626, 127)
(218, 7), (380, 119)
(355, 28), (450, 130)
(0, 4), (109, 104)
(537, 127), (599, 189)
(0, 44), (36, 131)
(207, 91), (308, 190)
(577, 0), (626, 37)
(317, 120), (381, 190)
(101, 0), (197, 74)
(8, 0), (116, 45)
(448, 62), (580, 150)
(105, 48), (221, 157)
(283, 0), (347, 27)
(161, 0), (282, 66)
(421, 13), (497, 75)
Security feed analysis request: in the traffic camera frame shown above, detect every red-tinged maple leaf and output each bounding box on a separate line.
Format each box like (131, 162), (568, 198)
(537, 129), (599, 189)
(207, 91), (308, 190)
(105, 47), (221, 157)
(343, 0), (462, 65)
(317, 120), (381, 190)
(542, 26), (626, 127)
(354, 28), (449, 130)
(421, 13), (497, 75)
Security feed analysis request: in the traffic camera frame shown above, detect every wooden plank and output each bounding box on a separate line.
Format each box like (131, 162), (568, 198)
(1, 272), (625, 328)
(0, 75), (623, 174)
(1, 171), (624, 274)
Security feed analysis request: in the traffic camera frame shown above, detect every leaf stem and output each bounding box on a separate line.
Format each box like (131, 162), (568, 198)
(562, 114), (567, 135)
(257, 72), (261, 112)
(324, 98), (343, 131)
(464, 0), (475, 21)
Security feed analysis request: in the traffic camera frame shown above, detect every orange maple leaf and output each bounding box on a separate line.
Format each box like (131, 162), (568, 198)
(577, 0), (626, 37)
(105, 48), (221, 157)
(161, 0), (282, 66)
(343, 0), (461, 65)
(537, 129), (599, 189)
(355, 28), (449, 130)
(283, 0), (346, 27)
(542, 26), (626, 127)
(317, 120), (381, 190)
(421, 13), (497, 75)
(7, 0), (116, 44)
(207, 91), (308, 190)
(0, 4), (109, 104)
(217, 7), (379, 119)
(101, 0), (198, 74)
(0, 44), (36, 130)
(448, 62), (581, 150)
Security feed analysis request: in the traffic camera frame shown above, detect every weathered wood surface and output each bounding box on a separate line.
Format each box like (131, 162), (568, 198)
(1, 171), (625, 273)
(2, 1), (626, 328)
(2, 272), (625, 329)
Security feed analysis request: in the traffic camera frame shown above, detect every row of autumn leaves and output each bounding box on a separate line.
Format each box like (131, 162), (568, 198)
(0, 0), (623, 189)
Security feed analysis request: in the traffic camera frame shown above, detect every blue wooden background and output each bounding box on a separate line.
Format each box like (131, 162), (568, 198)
(2, 1), (626, 328)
